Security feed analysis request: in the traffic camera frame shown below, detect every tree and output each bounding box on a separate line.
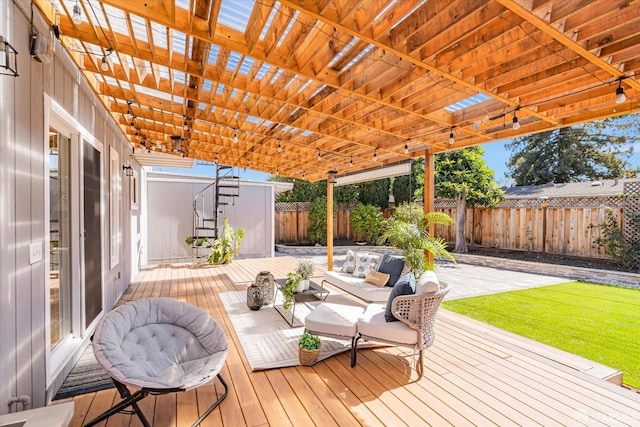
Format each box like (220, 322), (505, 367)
(271, 175), (359, 203)
(357, 179), (390, 208)
(506, 117), (638, 186)
(392, 158), (424, 205)
(434, 147), (504, 253)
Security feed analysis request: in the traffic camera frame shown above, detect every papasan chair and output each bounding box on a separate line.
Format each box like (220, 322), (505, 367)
(84, 298), (229, 427)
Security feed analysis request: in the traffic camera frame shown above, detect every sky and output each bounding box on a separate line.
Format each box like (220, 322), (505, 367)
(155, 138), (640, 186)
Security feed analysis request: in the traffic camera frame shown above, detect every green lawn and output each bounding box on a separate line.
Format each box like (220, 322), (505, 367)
(442, 281), (640, 389)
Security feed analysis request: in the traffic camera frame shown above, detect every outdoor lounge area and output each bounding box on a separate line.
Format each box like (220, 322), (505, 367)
(54, 256), (640, 426)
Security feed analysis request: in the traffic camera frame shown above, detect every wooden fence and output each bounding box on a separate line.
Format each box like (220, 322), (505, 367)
(275, 196), (634, 261)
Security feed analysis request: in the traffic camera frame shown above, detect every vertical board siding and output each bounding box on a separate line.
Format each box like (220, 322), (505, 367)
(274, 203), (623, 260)
(0, 1), (138, 411)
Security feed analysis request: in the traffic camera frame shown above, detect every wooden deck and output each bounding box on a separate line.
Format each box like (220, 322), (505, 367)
(61, 256), (640, 426)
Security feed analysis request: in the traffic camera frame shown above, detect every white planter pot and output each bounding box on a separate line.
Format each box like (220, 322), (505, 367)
(297, 279), (308, 293)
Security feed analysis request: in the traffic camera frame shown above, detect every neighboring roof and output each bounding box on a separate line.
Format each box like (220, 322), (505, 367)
(503, 178), (640, 199)
(146, 171), (294, 193)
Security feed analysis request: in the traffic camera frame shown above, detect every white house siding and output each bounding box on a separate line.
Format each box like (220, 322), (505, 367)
(145, 173), (276, 264)
(0, 0), (140, 411)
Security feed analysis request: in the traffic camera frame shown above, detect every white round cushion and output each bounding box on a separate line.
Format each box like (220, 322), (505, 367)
(92, 298), (228, 391)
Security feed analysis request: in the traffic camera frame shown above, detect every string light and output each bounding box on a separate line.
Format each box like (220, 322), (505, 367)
(373, 149), (378, 161)
(233, 130), (238, 143)
(317, 149), (321, 160)
(72, 0), (82, 25)
(100, 56), (109, 71)
(349, 156), (353, 167)
(277, 141), (282, 153)
(615, 80), (626, 104)
(448, 129), (455, 145)
(512, 111), (521, 130)
(404, 143), (409, 154)
(183, 116), (189, 130)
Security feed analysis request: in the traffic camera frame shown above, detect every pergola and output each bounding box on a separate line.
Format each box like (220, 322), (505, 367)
(33, 0), (639, 182)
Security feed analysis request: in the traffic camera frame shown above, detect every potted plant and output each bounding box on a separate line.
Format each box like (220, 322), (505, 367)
(296, 260), (314, 291)
(282, 272), (301, 310)
(298, 332), (322, 366)
(207, 218), (245, 265)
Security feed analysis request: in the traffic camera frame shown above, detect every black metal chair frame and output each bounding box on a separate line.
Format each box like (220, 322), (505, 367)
(84, 373), (228, 427)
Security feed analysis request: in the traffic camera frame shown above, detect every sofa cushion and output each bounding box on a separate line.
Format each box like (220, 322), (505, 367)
(353, 252), (376, 278)
(358, 304), (419, 345)
(364, 271), (390, 287)
(384, 273), (416, 322)
(341, 249), (357, 273)
(323, 270), (392, 302)
(377, 254), (405, 287)
(416, 270), (440, 294)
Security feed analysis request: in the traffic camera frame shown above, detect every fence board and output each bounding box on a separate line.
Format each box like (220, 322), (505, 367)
(274, 200), (625, 260)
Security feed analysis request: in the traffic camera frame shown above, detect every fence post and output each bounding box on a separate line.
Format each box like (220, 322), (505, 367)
(296, 202), (300, 244)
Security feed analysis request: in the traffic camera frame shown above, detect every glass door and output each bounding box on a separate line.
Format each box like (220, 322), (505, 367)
(49, 127), (71, 349)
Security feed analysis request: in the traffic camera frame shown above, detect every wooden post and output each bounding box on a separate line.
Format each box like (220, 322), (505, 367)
(327, 171), (337, 271)
(424, 149), (435, 265)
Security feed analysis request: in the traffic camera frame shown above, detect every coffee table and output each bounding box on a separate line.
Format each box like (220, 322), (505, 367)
(274, 279), (329, 327)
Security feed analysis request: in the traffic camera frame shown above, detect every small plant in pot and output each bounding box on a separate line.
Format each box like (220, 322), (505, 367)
(296, 260), (314, 291)
(298, 332), (322, 366)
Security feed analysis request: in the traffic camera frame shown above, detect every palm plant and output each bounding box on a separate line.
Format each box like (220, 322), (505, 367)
(382, 211), (455, 277)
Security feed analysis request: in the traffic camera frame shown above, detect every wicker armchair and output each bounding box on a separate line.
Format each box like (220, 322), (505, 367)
(354, 282), (450, 379)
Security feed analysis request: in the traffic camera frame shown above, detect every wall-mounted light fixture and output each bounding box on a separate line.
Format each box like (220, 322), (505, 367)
(122, 164), (134, 177)
(0, 35), (19, 77)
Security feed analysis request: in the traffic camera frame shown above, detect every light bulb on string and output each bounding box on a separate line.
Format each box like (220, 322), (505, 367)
(448, 130), (455, 145)
(100, 56), (109, 71)
(404, 144), (409, 154)
(72, 1), (82, 25)
(615, 81), (626, 104)
(349, 157), (353, 167)
(512, 113), (521, 130)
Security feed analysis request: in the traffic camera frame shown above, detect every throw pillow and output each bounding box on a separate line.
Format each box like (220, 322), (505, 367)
(341, 249), (356, 273)
(384, 273), (416, 322)
(352, 252), (375, 278)
(377, 254), (405, 287)
(369, 253), (382, 271)
(364, 271), (390, 287)
(416, 270), (440, 295)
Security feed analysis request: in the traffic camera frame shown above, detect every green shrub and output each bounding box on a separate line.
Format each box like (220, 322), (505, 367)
(308, 196), (336, 245)
(592, 207), (640, 270)
(350, 203), (385, 244)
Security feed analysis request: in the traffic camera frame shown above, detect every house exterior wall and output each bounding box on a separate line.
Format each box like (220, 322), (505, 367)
(145, 173), (276, 264)
(0, 0), (140, 412)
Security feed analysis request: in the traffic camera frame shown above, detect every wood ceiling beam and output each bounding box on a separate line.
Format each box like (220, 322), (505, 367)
(280, 0), (557, 129)
(59, 19), (439, 153)
(100, 0), (459, 132)
(497, 0), (640, 91)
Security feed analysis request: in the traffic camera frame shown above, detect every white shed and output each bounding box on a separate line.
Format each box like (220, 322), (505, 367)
(143, 171), (292, 265)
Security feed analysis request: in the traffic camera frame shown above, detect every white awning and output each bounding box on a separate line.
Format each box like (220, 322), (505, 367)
(133, 151), (195, 168)
(334, 161), (412, 186)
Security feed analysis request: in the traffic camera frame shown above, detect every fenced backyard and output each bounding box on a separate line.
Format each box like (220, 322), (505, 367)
(275, 182), (640, 264)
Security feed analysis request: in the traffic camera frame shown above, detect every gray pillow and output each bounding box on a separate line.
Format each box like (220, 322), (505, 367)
(384, 273), (416, 322)
(378, 254), (405, 287)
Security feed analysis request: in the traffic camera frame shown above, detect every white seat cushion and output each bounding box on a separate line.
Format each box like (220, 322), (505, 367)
(357, 304), (418, 346)
(323, 271), (392, 302)
(305, 303), (365, 338)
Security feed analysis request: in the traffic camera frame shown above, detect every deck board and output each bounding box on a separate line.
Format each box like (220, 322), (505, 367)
(63, 257), (640, 426)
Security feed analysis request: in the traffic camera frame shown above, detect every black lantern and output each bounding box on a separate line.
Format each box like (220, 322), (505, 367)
(0, 36), (18, 77)
(246, 282), (263, 310)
